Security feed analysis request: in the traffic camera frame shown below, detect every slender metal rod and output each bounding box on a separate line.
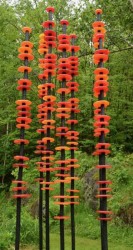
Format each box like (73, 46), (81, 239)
(59, 24), (67, 250)
(15, 32), (29, 250)
(97, 13), (108, 250)
(70, 39), (76, 250)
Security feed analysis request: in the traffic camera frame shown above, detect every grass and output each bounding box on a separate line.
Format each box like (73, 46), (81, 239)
(20, 233), (132, 250)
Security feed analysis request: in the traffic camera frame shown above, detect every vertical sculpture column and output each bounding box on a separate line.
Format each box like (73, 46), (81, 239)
(67, 35), (80, 250)
(36, 21), (48, 250)
(36, 6), (57, 250)
(13, 27), (34, 250)
(54, 20), (71, 250)
(92, 9), (112, 250)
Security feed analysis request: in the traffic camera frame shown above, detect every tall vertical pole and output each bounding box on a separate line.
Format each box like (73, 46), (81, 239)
(68, 35), (80, 250)
(54, 19), (71, 250)
(13, 27), (34, 250)
(92, 9), (112, 250)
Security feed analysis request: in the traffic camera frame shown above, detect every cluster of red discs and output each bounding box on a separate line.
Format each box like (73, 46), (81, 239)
(66, 35), (80, 207)
(92, 9), (112, 221)
(36, 7), (56, 191)
(53, 21), (80, 220)
(13, 27), (34, 199)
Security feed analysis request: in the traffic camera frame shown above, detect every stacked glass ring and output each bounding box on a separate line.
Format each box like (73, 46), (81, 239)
(36, 6), (56, 192)
(66, 34), (80, 206)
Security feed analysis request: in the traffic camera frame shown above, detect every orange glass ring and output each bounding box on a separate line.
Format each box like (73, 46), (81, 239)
(98, 187), (112, 191)
(57, 74), (72, 81)
(42, 137), (54, 143)
(42, 125), (55, 130)
(16, 100), (32, 106)
(67, 164), (80, 169)
(97, 210), (112, 215)
(22, 27), (32, 33)
(18, 78), (32, 86)
(42, 20), (55, 28)
(93, 54), (108, 64)
(38, 167), (54, 172)
(95, 143), (111, 149)
(66, 177), (79, 181)
(59, 58), (69, 64)
(16, 124), (30, 129)
(18, 66), (32, 73)
(96, 165), (111, 169)
(39, 33), (45, 38)
(70, 45), (80, 52)
(14, 139), (29, 145)
(94, 128), (110, 136)
(94, 80), (109, 87)
(94, 115), (111, 121)
(93, 149), (111, 155)
(46, 41), (56, 48)
(41, 187), (54, 191)
(46, 6), (55, 12)
(54, 216), (70, 220)
(69, 56), (79, 62)
(95, 9), (103, 14)
(14, 155), (29, 161)
(67, 120), (78, 125)
(58, 44), (70, 51)
(92, 21), (105, 28)
(96, 194), (112, 198)
(58, 34), (70, 40)
(18, 53), (34, 61)
(43, 95), (56, 102)
(95, 49), (109, 55)
(13, 163), (28, 168)
(54, 179), (70, 184)
(45, 36), (56, 42)
(67, 189), (79, 193)
(39, 39), (47, 45)
(17, 85), (30, 91)
(16, 117), (32, 124)
(55, 159), (70, 164)
(93, 87), (108, 97)
(18, 46), (32, 54)
(60, 19), (69, 25)
(55, 146), (70, 151)
(13, 194), (31, 199)
(93, 33), (105, 43)
(95, 74), (108, 81)
(56, 127), (68, 132)
(54, 202), (70, 205)
(94, 68), (109, 75)
(56, 113), (70, 119)
(21, 41), (33, 48)
(93, 121), (109, 127)
(56, 107), (70, 113)
(42, 119), (55, 125)
(45, 53), (57, 60)
(42, 156), (54, 161)
(93, 27), (106, 34)
(38, 48), (48, 54)
(45, 30), (56, 37)
(93, 100), (109, 108)
(67, 142), (78, 146)
(12, 186), (27, 191)
(16, 105), (31, 111)
(97, 180), (112, 185)
(55, 174), (70, 177)
(69, 97), (80, 103)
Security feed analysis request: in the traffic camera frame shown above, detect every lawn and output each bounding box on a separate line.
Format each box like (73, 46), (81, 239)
(20, 233), (132, 250)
